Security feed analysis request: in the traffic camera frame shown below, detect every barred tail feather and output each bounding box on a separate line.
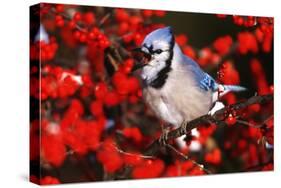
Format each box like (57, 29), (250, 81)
(224, 85), (247, 93)
(220, 85), (247, 96)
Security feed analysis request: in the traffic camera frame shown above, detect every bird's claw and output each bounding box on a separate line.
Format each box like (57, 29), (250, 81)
(159, 129), (169, 146)
(180, 120), (187, 135)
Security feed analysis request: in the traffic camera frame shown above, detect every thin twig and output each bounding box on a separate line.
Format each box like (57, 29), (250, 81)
(237, 115), (273, 128)
(113, 144), (156, 159)
(99, 13), (111, 27)
(106, 54), (119, 71)
(167, 144), (212, 174)
(236, 119), (264, 128)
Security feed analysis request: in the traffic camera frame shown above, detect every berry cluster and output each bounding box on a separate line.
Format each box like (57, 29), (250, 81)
(30, 37), (58, 62)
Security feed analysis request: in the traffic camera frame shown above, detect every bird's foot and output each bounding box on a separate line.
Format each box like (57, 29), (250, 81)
(179, 120), (188, 135)
(159, 129), (169, 146)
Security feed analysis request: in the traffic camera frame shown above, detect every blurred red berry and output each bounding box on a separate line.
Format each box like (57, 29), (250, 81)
(73, 12), (82, 21)
(154, 10), (166, 17)
(176, 34), (188, 47)
(205, 148), (222, 165)
(55, 15), (64, 27)
(40, 176), (61, 185)
(94, 82), (108, 100)
(115, 9), (129, 22)
(142, 10), (153, 17)
(122, 127), (143, 143)
(96, 139), (124, 173)
(90, 100), (104, 117)
(55, 4), (64, 13)
(104, 91), (120, 107)
(41, 135), (66, 167)
(83, 12), (95, 25)
(213, 35), (233, 55)
(237, 32), (258, 54)
(132, 159), (165, 179)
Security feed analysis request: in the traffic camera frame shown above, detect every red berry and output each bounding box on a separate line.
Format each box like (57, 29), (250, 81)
(115, 9), (129, 22)
(79, 33), (87, 43)
(226, 114), (236, 125)
(88, 31), (95, 40)
(94, 82), (108, 100)
(40, 176), (60, 185)
(154, 10), (166, 17)
(142, 10), (153, 17)
(83, 12), (95, 25)
(269, 85), (274, 93)
(122, 127), (143, 143)
(73, 30), (81, 40)
(55, 15), (64, 27)
(55, 4), (64, 13)
(73, 12), (82, 21)
(68, 20), (76, 29)
(217, 14), (227, 18)
(118, 22), (129, 35)
(90, 100), (104, 117)
(176, 34), (188, 47)
(122, 59), (134, 74)
(104, 91), (120, 107)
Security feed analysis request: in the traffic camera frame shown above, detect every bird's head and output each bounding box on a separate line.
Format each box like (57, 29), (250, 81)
(133, 26), (175, 88)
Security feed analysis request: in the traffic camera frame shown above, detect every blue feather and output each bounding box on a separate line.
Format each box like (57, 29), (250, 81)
(199, 73), (217, 92)
(223, 85), (247, 92)
(142, 26), (173, 48)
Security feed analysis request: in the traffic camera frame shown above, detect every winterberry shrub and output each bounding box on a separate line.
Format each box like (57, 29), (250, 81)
(30, 3), (273, 185)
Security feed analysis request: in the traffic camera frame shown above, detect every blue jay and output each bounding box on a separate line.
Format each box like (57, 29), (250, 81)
(133, 27), (245, 145)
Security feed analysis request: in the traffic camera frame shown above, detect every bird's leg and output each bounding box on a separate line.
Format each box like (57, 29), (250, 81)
(159, 123), (170, 146)
(179, 120), (188, 135)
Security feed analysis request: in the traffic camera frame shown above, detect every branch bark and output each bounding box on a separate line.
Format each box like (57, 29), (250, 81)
(143, 94), (273, 156)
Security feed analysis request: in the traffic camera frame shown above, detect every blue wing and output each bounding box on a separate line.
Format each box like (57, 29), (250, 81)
(182, 55), (218, 92)
(199, 73), (217, 92)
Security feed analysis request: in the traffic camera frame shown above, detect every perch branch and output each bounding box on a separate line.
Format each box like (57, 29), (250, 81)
(144, 94), (273, 156)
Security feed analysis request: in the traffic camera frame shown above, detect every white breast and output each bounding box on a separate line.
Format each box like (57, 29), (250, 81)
(143, 87), (184, 126)
(143, 63), (213, 127)
(143, 77), (212, 128)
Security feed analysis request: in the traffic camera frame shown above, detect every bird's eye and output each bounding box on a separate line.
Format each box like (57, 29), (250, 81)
(154, 49), (163, 54)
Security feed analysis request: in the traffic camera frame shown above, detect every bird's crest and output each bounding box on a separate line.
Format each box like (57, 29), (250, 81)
(142, 26), (174, 48)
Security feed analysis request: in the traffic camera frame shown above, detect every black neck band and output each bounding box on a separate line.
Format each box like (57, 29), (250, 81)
(149, 38), (175, 89)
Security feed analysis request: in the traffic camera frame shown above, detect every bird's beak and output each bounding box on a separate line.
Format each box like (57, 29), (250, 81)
(132, 62), (147, 72)
(132, 47), (151, 71)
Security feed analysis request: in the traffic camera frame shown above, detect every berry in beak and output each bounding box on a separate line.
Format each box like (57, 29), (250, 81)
(132, 47), (151, 71)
